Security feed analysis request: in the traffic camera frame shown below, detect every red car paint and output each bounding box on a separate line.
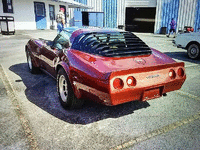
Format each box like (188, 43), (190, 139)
(26, 28), (186, 106)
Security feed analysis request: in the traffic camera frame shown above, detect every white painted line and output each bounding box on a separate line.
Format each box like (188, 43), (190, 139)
(174, 90), (200, 101)
(185, 64), (200, 68)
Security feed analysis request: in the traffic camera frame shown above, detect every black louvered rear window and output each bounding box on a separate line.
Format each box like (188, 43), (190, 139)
(71, 31), (151, 57)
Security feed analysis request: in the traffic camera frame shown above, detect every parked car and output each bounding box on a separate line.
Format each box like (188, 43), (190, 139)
(25, 28), (186, 109)
(174, 31), (200, 59)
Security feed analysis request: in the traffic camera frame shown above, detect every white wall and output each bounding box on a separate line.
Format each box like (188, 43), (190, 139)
(0, 0), (69, 30)
(13, 0), (36, 30)
(87, 0), (103, 12)
(177, 0), (197, 31)
(117, 0), (126, 27)
(154, 0), (162, 33)
(125, 0), (157, 7)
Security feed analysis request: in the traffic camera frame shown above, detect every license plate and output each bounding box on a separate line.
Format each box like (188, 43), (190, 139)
(143, 88), (160, 101)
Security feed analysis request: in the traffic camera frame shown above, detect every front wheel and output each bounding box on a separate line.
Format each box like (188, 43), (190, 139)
(57, 68), (84, 109)
(26, 51), (40, 74)
(187, 44), (200, 59)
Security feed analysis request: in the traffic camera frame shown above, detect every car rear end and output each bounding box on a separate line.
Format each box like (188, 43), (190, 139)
(108, 62), (186, 106)
(70, 29), (186, 106)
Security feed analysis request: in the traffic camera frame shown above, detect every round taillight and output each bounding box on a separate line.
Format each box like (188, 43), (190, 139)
(113, 78), (124, 89)
(169, 69), (176, 79)
(177, 68), (184, 77)
(126, 76), (136, 86)
(191, 28), (194, 32)
(187, 28), (191, 32)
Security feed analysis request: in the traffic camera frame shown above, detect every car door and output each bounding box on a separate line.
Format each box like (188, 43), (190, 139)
(40, 46), (58, 77)
(40, 30), (71, 76)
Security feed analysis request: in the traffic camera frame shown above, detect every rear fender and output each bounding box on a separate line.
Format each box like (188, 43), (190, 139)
(56, 62), (82, 99)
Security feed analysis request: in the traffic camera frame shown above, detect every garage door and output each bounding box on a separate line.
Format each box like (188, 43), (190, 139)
(125, 7), (156, 33)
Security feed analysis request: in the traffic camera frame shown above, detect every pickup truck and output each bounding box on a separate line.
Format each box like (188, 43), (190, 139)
(174, 31), (200, 59)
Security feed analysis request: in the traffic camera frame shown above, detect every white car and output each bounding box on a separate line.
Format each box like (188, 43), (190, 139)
(174, 32), (200, 59)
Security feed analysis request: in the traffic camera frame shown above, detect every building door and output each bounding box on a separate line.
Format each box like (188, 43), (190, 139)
(74, 11), (82, 27)
(82, 12), (89, 26)
(49, 5), (55, 20)
(96, 13), (104, 27)
(59, 5), (67, 24)
(49, 5), (55, 29)
(34, 2), (47, 29)
(88, 12), (97, 26)
(82, 12), (104, 27)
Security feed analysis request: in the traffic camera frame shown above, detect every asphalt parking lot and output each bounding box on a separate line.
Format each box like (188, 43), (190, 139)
(0, 30), (200, 150)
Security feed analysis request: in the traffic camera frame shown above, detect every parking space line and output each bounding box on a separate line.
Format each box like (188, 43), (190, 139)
(185, 64), (200, 68)
(110, 112), (200, 150)
(0, 64), (39, 150)
(174, 90), (200, 101)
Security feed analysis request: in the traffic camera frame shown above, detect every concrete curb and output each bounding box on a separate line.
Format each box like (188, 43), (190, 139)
(0, 64), (39, 150)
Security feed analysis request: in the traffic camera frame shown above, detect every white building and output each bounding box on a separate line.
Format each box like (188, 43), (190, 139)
(0, 0), (91, 30)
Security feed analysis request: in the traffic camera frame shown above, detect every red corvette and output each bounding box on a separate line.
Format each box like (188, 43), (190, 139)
(25, 28), (186, 109)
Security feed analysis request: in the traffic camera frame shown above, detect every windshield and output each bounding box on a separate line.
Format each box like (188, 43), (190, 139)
(52, 29), (73, 50)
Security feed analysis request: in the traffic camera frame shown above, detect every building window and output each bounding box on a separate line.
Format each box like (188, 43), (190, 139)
(49, 5), (55, 20)
(2, 0), (13, 13)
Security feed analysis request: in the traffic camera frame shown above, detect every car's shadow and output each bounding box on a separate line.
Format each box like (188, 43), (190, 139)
(9, 63), (150, 125)
(164, 51), (200, 64)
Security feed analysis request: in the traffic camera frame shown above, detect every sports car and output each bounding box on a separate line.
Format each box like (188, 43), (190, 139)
(25, 27), (186, 109)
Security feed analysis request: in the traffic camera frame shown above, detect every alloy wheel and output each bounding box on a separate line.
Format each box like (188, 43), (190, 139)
(59, 75), (68, 102)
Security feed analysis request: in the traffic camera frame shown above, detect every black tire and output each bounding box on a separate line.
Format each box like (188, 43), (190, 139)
(187, 43), (200, 59)
(26, 51), (40, 74)
(57, 68), (84, 109)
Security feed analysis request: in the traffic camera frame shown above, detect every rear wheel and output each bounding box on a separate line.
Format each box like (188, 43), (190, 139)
(26, 51), (40, 74)
(187, 43), (200, 59)
(57, 68), (84, 109)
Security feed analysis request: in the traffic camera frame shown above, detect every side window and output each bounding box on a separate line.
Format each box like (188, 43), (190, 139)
(2, 0), (13, 13)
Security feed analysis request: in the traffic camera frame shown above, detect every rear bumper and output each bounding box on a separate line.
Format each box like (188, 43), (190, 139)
(109, 78), (185, 106)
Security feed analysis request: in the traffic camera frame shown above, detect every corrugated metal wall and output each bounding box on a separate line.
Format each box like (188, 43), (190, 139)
(155, 0), (199, 34)
(194, 0), (200, 32)
(117, 0), (125, 27)
(74, 0), (87, 11)
(73, 0), (120, 28)
(154, 0), (163, 33)
(103, 0), (118, 28)
(87, 0), (102, 12)
(177, 0), (197, 32)
(161, 0), (179, 34)
(125, 0), (157, 7)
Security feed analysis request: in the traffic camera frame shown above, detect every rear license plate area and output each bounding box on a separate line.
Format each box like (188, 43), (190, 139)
(142, 88), (161, 101)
